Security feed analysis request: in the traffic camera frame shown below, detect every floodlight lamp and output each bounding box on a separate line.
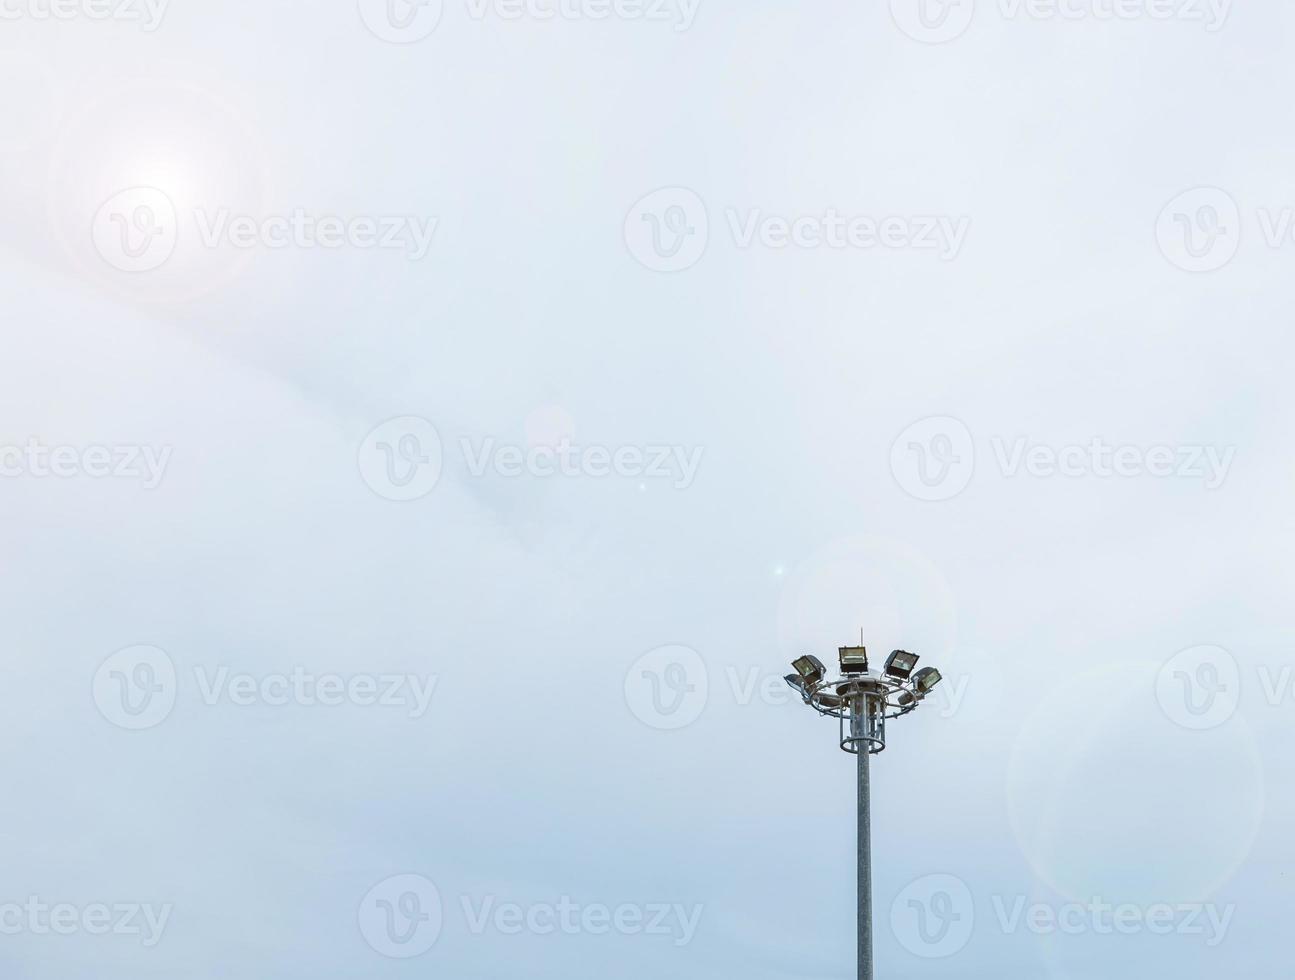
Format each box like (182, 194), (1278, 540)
(792, 655), (826, 686)
(883, 650), (920, 680)
(782, 636), (947, 980)
(912, 667), (942, 696)
(839, 645), (869, 674)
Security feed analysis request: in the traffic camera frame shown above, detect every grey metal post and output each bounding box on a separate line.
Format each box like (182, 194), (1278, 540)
(786, 648), (941, 980)
(857, 704), (874, 980)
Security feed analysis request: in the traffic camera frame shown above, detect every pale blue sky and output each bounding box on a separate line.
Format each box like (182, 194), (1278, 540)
(1, 2), (1292, 977)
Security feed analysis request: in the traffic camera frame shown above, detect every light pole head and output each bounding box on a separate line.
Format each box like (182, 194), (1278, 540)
(786, 642), (942, 755)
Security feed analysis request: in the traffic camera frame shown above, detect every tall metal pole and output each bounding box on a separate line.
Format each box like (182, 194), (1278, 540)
(857, 708), (874, 980)
(787, 648), (941, 980)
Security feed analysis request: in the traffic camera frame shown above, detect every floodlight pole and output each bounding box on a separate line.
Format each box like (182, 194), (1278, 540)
(854, 696), (874, 980)
(785, 648), (940, 980)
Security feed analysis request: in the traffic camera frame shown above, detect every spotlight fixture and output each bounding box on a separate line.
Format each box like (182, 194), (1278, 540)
(912, 667), (943, 696)
(783, 640), (943, 980)
(883, 650), (919, 680)
(839, 645), (869, 674)
(791, 654), (826, 686)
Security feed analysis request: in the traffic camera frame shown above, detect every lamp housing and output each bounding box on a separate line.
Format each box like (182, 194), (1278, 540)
(883, 650), (920, 680)
(839, 646), (869, 675)
(912, 667), (943, 695)
(791, 655), (826, 686)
